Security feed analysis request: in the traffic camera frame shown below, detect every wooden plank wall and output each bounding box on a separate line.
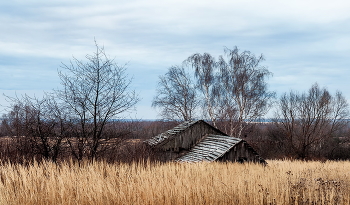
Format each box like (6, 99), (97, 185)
(218, 141), (262, 163)
(154, 121), (225, 161)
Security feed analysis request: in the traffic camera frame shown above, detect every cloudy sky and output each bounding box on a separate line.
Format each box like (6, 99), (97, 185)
(1, 0), (350, 119)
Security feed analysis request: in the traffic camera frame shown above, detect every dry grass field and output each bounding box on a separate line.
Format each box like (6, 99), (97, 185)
(0, 160), (348, 205)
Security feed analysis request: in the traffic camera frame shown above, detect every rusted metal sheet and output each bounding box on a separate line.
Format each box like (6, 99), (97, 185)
(175, 134), (242, 162)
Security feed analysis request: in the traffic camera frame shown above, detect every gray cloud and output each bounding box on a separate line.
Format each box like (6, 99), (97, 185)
(1, 0), (350, 119)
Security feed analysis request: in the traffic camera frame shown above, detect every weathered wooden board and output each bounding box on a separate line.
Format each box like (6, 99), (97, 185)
(176, 135), (242, 162)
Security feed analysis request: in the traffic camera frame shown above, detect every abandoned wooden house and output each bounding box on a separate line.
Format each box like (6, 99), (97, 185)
(144, 120), (266, 163)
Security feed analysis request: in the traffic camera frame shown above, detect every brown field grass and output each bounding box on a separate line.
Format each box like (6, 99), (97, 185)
(0, 160), (348, 205)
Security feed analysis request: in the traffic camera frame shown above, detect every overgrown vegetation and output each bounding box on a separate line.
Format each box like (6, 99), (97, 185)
(0, 160), (348, 205)
(0, 120), (179, 163)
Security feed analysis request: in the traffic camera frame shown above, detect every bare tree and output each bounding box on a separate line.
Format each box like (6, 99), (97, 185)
(2, 94), (67, 162)
(152, 66), (199, 121)
(185, 53), (220, 126)
(274, 83), (349, 159)
(216, 47), (275, 137)
(56, 40), (139, 160)
(186, 47), (274, 137)
(2, 102), (35, 160)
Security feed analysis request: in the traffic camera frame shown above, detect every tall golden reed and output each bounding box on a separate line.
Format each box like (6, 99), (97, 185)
(0, 160), (348, 205)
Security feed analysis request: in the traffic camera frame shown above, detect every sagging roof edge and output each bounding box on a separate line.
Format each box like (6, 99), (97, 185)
(144, 120), (228, 147)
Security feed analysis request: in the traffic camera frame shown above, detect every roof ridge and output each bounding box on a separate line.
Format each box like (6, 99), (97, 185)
(144, 120), (200, 146)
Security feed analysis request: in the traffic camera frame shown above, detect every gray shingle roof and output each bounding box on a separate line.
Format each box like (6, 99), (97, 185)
(175, 134), (242, 162)
(144, 120), (198, 146)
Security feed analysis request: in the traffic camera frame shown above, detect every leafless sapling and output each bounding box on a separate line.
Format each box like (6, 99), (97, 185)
(56, 41), (139, 160)
(152, 65), (199, 121)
